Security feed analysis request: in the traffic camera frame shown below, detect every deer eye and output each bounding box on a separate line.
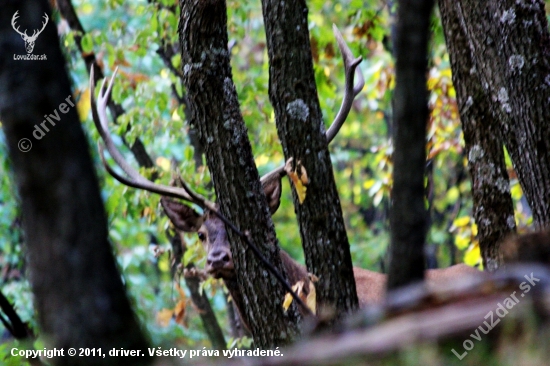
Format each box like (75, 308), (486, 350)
(197, 232), (206, 242)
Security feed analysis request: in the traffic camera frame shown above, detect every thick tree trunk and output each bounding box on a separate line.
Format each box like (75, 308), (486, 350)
(0, 1), (150, 365)
(439, 0), (516, 271)
(387, 0), (434, 289)
(261, 0), (358, 318)
(438, 0), (550, 228)
(179, 0), (300, 347)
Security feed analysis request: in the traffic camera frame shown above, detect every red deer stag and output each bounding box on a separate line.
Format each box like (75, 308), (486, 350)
(90, 27), (479, 331)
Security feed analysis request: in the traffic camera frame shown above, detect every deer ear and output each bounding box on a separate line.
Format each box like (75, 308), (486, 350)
(160, 197), (204, 232)
(262, 177), (282, 215)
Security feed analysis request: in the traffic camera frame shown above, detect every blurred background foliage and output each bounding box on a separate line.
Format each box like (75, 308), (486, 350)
(0, 0), (537, 355)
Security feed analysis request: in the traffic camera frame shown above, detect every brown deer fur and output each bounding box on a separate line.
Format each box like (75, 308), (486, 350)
(501, 229), (550, 265)
(90, 38), (486, 333)
(160, 181), (481, 330)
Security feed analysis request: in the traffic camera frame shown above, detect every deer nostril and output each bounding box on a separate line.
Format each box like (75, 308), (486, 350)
(207, 250), (231, 269)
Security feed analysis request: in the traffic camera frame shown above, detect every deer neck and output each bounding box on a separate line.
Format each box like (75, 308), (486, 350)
(223, 276), (249, 332)
(222, 248), (309, 332)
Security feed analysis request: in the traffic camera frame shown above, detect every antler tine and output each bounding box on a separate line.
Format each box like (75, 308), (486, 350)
(327, 24), (364, 142)
(260, 25), (364, 184)
(89, 66), (216, 211)
(11, 11), (24, 37)
(38, 14), (49, 34)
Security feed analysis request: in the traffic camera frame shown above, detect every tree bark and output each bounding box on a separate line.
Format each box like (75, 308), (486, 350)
(439, 0), (516, 271)
(387, 0), (434, 289)
(179, 0), (300, 347)
(0, 1), (150, 365)
(438, 0), (550, 228)
(261, 0), (358, 318)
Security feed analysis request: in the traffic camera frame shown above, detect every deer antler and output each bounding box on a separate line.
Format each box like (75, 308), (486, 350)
(11, 11), (25, 38)
(11, 11), (49, 40)
(90, 67), (313, 315)
(30, 13), (49, 40)
(89, 66), (216, 212)
(326, 24), (365, 141)
(260, 25), (364, 184)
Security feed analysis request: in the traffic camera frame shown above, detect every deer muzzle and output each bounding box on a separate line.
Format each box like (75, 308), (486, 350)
(206, 247), (234, 279)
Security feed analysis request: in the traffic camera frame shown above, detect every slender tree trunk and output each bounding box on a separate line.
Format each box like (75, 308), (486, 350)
(261, 0), (358, 318)
(387, 0), (434, 289)
(57, 0), (155, 170)
(179, 0), (300, 347)
(439, 0), (550, 228)
(439, 0), (516, 271)
(168, 232), (226, 349)
(0, 1), (150, 365)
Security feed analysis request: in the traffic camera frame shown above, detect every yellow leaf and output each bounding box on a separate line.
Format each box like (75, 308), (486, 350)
(427, 76), (438, 91)
(158, 257), (170, 273)
(464, 242), (481, 266)
(282, 292), (293, 311)
(76, 88), (91, 121)
(283, 281), (304, 312)
(363, 179), (376, 190)
(156, 157), (171, 172)
(295, 181), (307, 203)
(306, 281), (316, 314)
(156, 308), (173, 327)
(174, 299), (187, 327)
(284, 158), (308, 204)
(454, 234), (469, 250)
(176, 282), (186, 299)
(448, 86), (456, 98)
(173, 283), (187, 326)
(446, 187), (459, 202)
(255, 154), (270, 167)
(472, 223), (478, 236)
(452, 216), (470, 228)
(511, 182), (523, 200)
(171, 109), (182, 121)
(440, 68), (452, 78)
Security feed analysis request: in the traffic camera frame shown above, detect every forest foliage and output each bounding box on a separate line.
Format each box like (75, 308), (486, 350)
(0, 0), (541, 355)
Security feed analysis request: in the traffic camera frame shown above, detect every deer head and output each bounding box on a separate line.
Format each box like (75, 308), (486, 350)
(11, 11), (49, 54)
(89, 25), (363, 281)
(160, 180), (282, 279)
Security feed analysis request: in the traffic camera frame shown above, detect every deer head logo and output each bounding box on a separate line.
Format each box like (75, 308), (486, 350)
(11, 11), (49, 54)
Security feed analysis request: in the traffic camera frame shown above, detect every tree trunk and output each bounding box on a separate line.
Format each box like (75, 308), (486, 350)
(0, 1), (150, 365)
(387, 0), (434, 289)
(57, 0), (155, 171)
(168, 231), (226, 349)
(438, 0), (550, 228)
(439, 0), (516, 271)
(261, 0), (358, 318)
(179, 0), (300, 347)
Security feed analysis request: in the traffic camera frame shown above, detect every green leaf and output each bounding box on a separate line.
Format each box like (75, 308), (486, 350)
(81, 33), (93, 54)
